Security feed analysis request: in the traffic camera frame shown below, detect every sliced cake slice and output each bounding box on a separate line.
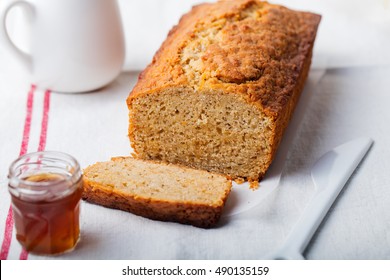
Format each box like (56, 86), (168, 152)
(82, 157), (232, 228)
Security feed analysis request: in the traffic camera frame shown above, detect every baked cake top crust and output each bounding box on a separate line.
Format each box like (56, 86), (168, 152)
(127, 0), (320, 118)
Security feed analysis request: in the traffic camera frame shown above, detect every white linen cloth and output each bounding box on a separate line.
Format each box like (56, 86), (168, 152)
(1, 0), (390, 259)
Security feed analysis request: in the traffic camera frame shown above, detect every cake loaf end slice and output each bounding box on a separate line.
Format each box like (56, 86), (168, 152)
(82, 157), (232, 228)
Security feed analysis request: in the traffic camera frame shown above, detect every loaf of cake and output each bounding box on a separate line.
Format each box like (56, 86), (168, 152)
(127, 0), (321, 182)
(82, 157), (232, 228)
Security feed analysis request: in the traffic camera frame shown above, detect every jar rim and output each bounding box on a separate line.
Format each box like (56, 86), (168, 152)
(8, 151), (81, 191)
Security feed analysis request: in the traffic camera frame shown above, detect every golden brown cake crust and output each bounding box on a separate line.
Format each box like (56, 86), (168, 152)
(127, 0), (321, 119)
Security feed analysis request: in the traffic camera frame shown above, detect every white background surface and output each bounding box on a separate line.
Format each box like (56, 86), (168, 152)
(0, 0), (390, 259)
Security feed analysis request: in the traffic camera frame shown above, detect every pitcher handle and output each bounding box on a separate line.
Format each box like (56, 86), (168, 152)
(0, 0), (34, 71)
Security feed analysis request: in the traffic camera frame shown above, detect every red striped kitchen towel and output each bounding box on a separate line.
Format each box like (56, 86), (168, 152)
(0, 85), (51, 260)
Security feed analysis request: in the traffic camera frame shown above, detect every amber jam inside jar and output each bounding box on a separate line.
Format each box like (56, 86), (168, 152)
(8, 151), (82, 255)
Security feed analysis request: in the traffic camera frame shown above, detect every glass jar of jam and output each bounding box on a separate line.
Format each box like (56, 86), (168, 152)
(8, 151), (83, 255)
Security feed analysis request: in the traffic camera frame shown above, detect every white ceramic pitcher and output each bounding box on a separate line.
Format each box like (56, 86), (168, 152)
(0, 0), (125, 93)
